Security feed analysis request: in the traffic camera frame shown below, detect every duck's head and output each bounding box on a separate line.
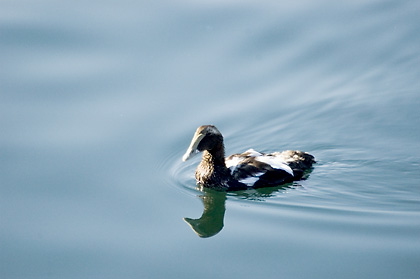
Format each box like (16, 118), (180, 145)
(182, 125), (223, 161)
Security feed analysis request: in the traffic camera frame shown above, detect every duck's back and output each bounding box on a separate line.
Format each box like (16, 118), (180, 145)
(225, 149), (315, 188)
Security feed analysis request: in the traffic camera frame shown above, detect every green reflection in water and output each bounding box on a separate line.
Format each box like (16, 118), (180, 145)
(184, 189), (227, 238)
(184, 183), (298, 238)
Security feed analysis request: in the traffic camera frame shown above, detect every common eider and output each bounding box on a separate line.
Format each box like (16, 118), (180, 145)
(182, 125), (315, 191)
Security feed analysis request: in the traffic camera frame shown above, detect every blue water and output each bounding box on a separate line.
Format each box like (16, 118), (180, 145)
(1, 0), (420, 278)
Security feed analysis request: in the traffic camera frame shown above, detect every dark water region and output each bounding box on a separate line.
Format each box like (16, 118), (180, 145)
(1, 0), (420, 278)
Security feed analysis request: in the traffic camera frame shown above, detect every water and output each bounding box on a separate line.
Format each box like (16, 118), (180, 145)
(1, 0), (420, 278)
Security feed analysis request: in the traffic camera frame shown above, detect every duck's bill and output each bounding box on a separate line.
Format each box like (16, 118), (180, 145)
(182, 148), (199, 161)
(182, 132), (205, 161)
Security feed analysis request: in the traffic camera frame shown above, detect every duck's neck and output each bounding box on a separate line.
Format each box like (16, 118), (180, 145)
(203, 142), (226, 167)
(196, 142), (230, 187)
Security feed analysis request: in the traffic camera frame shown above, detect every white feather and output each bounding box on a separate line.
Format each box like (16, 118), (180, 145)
(225, 149), (261, 170)
(225, 156), (243, 173)
(255, 156), (294, 176)
(239, 172), (265, 186)
(244, 148), (262, 157)
(226, 150), (294, 177)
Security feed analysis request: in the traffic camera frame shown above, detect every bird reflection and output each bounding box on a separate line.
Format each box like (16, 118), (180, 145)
(183, 185), (292, 238)
(184, 188), (227, 238)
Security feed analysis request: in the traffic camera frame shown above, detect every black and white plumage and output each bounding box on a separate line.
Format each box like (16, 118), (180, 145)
(182, 125), (315, 191)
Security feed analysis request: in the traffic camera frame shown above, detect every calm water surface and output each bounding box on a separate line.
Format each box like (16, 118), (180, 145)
(1, 0), (420, 278)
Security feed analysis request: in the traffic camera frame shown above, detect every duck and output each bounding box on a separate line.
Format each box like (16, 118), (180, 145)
(182, 125), (315, 191)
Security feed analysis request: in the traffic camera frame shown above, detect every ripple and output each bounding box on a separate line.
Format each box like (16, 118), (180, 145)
(158, 147), (202, 197)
